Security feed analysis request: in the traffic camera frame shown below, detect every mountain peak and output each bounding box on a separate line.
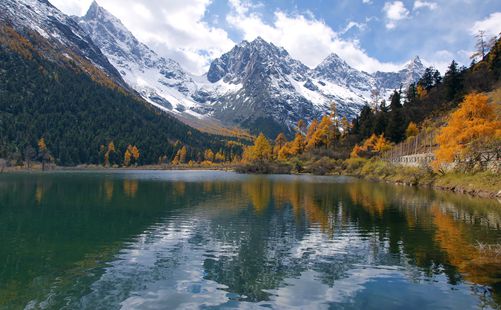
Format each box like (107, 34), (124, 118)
(410, 55), (423, 66)
(85, 0), (102, 18)
(84, 0), (119, 24)
(323, 53), (348, 65)
(403, 55), (425, 74)
(252, 36), (267, 44)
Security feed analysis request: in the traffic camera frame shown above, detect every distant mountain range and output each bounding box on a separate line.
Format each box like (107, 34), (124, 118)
(2, 0), (426, 138)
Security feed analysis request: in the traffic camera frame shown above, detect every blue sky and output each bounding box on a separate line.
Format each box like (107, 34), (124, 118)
(52, 0), (501, 74)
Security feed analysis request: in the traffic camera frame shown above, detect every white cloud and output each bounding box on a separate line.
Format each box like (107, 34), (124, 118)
(341, 21), (367, 34)
(226, 0), (401, 73)
(362, 0), (372, 4)
(49, 0), (91, 15)
(413, 1), (438, 11)
(51, 0), (235, 75)
(383, 1), (409, 29)
(471, 12), (501, 37)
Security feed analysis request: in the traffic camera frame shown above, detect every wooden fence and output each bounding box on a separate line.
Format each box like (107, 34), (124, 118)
(381, 130), (437, 166)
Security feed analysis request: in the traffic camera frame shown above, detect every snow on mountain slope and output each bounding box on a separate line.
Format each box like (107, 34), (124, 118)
(0, 0), (125, 87)
(76, 1), (201, 115)
(375, 56), (426, 92)
(74, 1), (425, 137)
(76, 1), (242, 120)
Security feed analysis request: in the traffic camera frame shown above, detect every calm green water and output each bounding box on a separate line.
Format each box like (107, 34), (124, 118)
(0, 171), (500, 309)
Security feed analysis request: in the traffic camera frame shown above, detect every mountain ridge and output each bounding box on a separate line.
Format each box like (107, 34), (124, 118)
(4, 0), (426, 138)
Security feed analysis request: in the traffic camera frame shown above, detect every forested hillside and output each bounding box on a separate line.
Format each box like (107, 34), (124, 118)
(0, 28), (242, 166)
(351, 35), (500, 145)
(237, 34), (500, 175)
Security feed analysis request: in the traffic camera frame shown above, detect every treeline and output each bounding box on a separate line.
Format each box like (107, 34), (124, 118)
(0, 39), (244, 166)
(239, 35), (501, 174)
(351, 34), (501, 145)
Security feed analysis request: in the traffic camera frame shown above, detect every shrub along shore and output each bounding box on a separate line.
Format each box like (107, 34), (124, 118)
(237, 157), (501, 199)
(2, 158), (499, 199)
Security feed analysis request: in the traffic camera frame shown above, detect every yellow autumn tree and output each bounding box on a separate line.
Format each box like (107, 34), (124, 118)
(124, 149), (132, 166)
(215, 150), (225, 163)
(350, 144), (364, 158)
(243, 133), (272, 163)
(351, 134), (392, 158)
(405, 122), (419, 138)
(38, 137), (50, 171)
(131, 146), (140, 163)
(416, 84), (427, 98)
(274, 133), (288, 157)
(433, 93), (501, 169)
(179, 146), (187, 164)
(373, 134), (392, 153)
(204, 149), (214, 162)
(289, 133), (305, 155)
(305, 119), (318, 146)
(278, 144), (290, 161)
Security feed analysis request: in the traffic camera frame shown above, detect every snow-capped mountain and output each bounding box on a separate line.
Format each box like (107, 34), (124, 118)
(0, 0), (125, 87)
(76, 1), (197, 114)
(206, 39), (425, 136)
(374, 56), (426, 91)
(1, 0), (423, 138)
(73, 1), (425, 137)
(205, 38), (323, 136)
(75, 1), (240, 121)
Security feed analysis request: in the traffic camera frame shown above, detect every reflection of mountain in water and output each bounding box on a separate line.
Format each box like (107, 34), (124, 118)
(0, 172), (500, 309)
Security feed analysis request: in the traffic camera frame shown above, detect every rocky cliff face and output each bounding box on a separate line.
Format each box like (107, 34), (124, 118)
(0, 0), (126, 87)
(72, 1), (425, 137)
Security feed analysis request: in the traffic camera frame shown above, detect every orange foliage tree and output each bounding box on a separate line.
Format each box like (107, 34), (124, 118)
(351, 134), (392, 158)
(405, 122), (419, 138)
(433, 93), (501, 170)
(243, 133), (272, 163)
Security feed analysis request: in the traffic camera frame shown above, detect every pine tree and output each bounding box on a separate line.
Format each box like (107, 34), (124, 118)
(385, 91), (406, 142)
(443, 60), (464, 102)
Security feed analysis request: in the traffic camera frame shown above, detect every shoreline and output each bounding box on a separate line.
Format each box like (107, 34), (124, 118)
(2, 164), (499, 200)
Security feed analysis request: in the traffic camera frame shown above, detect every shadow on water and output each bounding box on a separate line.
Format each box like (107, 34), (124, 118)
(0, 171), (500, 309)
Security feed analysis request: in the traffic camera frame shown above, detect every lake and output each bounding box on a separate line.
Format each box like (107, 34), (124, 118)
(0, 170), (500, 309)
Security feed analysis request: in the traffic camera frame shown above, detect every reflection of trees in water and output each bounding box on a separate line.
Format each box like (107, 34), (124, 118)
(0, 175), (232, 309)
(103, 180), (113, 200)
(1, 174), (500, 307)
(431, 203), (501, 291)
(201, 178), (501, 303)
(123, 179), (138, 198)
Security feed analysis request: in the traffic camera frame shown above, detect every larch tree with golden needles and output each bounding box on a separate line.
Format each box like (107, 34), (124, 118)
(124, 149), (132, 166)
(38, 137), (50, 171)
(274, 133), (288, 157)
(131, 146), (140, 164)
(405, 122), (419, 138)
(433, 93), (501, 170)
(350, 134), (392, 158)
(243, 133), (272, 163)
(179, 146), (188, 164)
(204, 149), (214, 162)
(289, 133), (305, 156)
(305, 119), (318, 146)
